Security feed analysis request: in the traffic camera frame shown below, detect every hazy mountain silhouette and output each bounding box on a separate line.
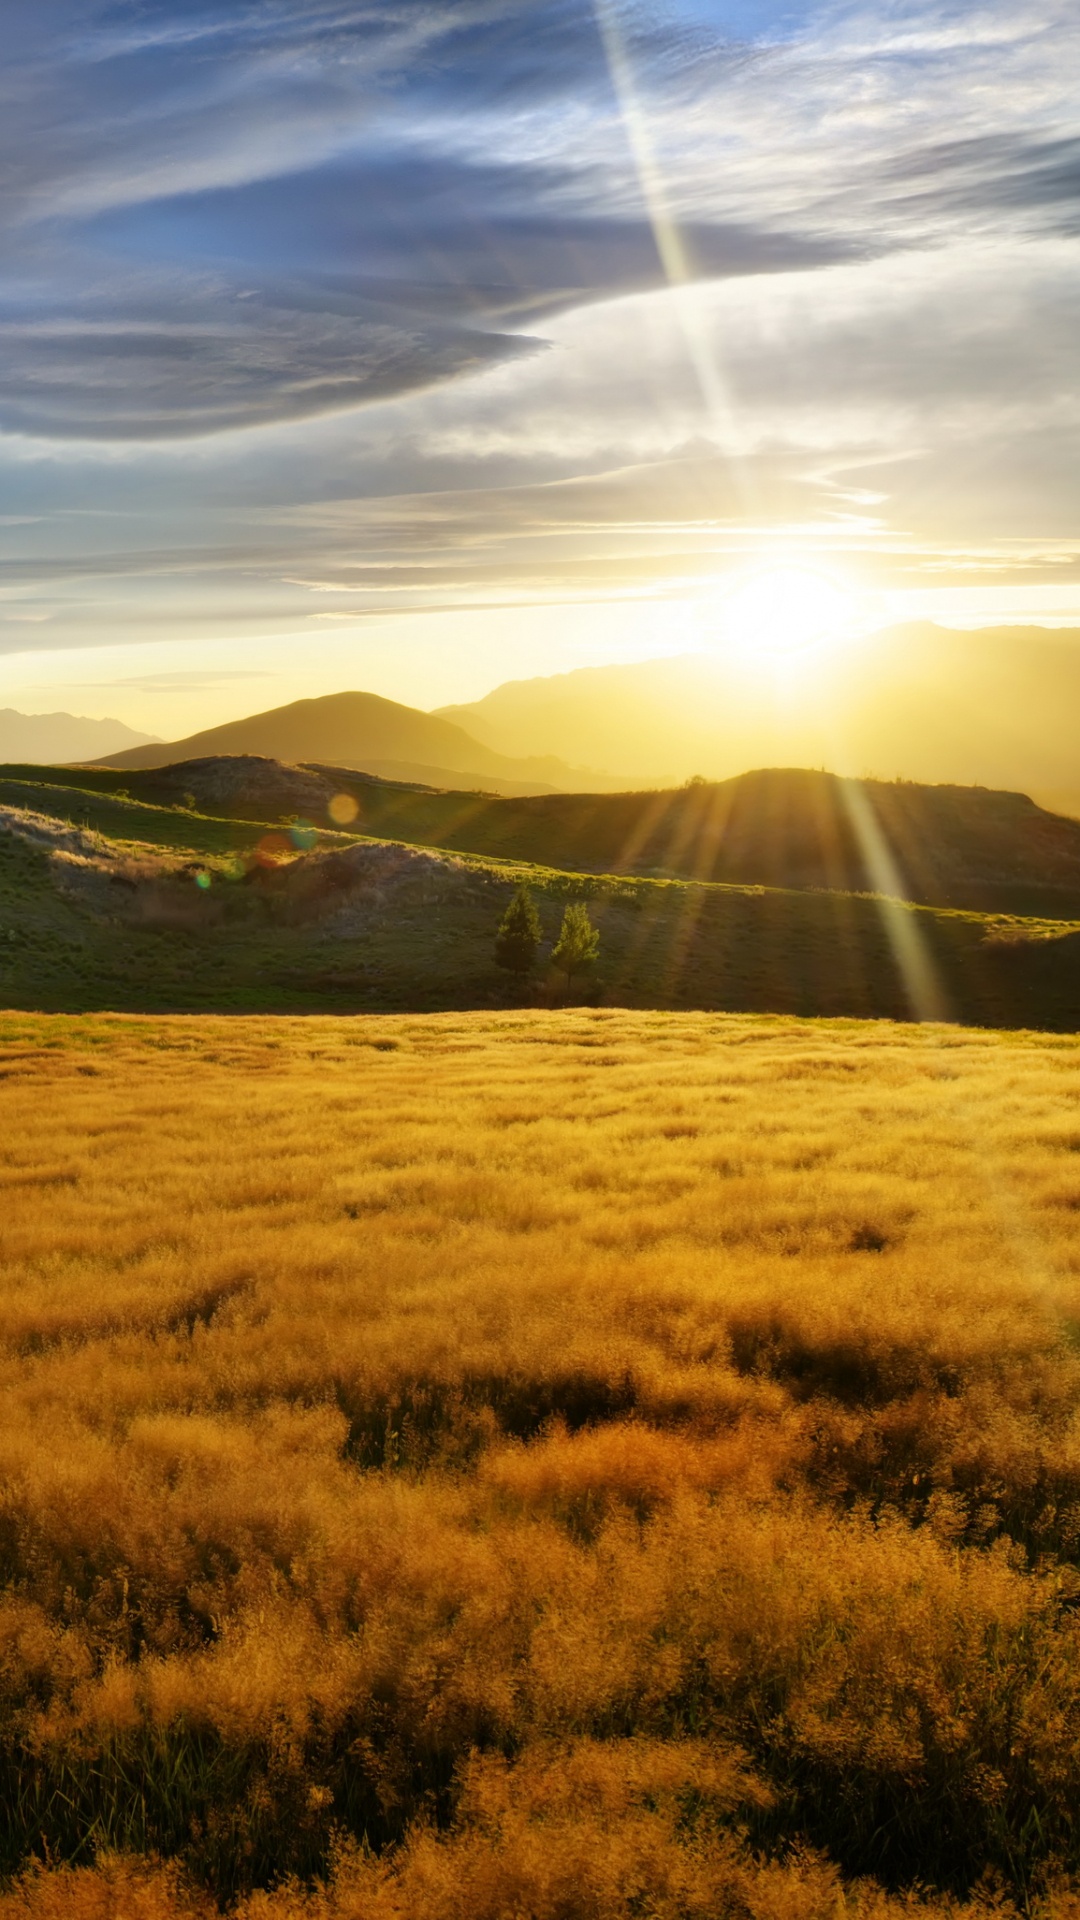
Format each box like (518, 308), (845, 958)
(94, 691), (615, 796)
(0, 708), (157, 763)
(439, 624), (1080, 817)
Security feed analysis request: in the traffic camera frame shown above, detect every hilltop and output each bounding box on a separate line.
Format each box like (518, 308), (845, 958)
(94, 690), (614, 796)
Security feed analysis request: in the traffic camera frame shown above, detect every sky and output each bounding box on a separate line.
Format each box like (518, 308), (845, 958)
(1, 0), (1079, 736)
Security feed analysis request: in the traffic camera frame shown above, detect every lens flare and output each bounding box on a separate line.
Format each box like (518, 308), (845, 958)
(328, 793), (359, 827)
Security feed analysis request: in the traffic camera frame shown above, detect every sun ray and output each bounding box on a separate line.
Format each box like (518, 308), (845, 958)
(592, 0), (747, 506)
(838, 781), (952, 1024)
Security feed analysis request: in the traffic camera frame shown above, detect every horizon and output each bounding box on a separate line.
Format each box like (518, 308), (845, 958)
(6, 613), (1080, 742)
(1, 2), (1079, 744)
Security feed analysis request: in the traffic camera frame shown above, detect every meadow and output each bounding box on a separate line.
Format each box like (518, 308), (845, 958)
(3, 1009), (1080, 1914)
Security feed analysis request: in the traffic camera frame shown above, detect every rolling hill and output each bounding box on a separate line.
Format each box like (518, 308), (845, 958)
(45, 757), (1080, 921)
(94, 690), (613, 796)
(0, 759), (1078, 1029)
(298, 763), (1080, 920)
(39, 756), (1076, 921)
(439, 623), (1080, 816)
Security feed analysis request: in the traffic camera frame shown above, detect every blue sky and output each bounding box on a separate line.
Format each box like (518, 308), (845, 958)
(1, 0), (1079, 728)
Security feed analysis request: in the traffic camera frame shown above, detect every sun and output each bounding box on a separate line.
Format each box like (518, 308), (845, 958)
(715, 564), (858, 664)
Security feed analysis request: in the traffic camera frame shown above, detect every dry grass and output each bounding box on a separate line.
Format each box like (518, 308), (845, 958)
(3, 1008), (1080, 1915)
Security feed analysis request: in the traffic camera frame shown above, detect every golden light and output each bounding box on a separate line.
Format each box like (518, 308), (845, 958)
(716, 564), (859, 663)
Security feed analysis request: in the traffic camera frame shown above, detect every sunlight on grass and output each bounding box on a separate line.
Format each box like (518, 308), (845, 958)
(1, 1010), (1080, 1914)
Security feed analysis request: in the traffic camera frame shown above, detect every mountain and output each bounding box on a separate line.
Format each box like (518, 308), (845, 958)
(93, 690), (611, 796)
(438, 624), (1080, 817)
(0, 708), (157, 764)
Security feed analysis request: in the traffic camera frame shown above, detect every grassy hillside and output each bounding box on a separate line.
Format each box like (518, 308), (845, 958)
(0, 769), (1078, 1027)
(26, 758), (1080, 918)
(300, 764), (1080, 920)
(1, 1011), (1080, 1915)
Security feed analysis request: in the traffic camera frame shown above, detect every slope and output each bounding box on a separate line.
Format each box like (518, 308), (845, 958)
(439, 624), (1080, 816)
(93, 691), (599, 796)
(18, 758), (1080, 920)
(0, 771), (1078, 1030)
(306, 765), (1080, 920)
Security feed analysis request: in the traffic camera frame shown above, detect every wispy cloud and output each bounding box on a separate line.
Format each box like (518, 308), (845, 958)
(0, 0), (1077, 694)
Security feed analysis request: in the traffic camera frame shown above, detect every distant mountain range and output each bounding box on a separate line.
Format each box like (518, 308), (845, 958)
(440, 624), (1080, 817)
(89, 622), (1080, 816)
(95, 690), (618, 797)
(0, 708), (157, 764)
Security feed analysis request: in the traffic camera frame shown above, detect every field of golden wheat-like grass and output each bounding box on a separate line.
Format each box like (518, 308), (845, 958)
(3, 1007), (1080, 1917)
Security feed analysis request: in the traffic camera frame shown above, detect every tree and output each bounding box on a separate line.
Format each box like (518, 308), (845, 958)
(551, 900), (599, 993)
(494, 885), (542, 975)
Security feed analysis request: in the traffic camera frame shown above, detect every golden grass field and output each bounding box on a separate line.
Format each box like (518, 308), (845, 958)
(4, 1008), (1080, 1916)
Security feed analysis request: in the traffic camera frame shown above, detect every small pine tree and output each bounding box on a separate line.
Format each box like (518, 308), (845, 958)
(494, 885), (542, 975)
(551, 900), (600, 993)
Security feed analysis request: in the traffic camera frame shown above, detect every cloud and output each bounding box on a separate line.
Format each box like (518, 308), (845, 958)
(0, 0), (1078, 686)
(5, 0), (1075, 441)
(0, 294), (540, 441)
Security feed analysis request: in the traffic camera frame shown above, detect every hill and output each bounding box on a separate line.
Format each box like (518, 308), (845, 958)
(0, 766), (1078, 1029)
(439, 624), (1080, 816)
(0, 706), (156, 763)
(311, 764), (1080, 921)
(54, 757), (1080, 921)
(94, 690), (611, 796)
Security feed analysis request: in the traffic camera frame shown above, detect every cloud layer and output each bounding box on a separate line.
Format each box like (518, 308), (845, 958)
(3, 0), (1076, 441)
(0, 0), (1078, 698)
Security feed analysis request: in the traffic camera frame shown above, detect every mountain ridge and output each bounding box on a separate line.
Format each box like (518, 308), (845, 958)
(93, 690), (621, 796)
(0, 707), (157, 764)
(437, 624), (1080, 816)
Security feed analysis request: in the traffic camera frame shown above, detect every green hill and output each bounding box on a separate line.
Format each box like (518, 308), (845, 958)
(0, 766), (1077, 1030)
(312, 764), (1080, 920)
(26, 758), (1080, 920)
